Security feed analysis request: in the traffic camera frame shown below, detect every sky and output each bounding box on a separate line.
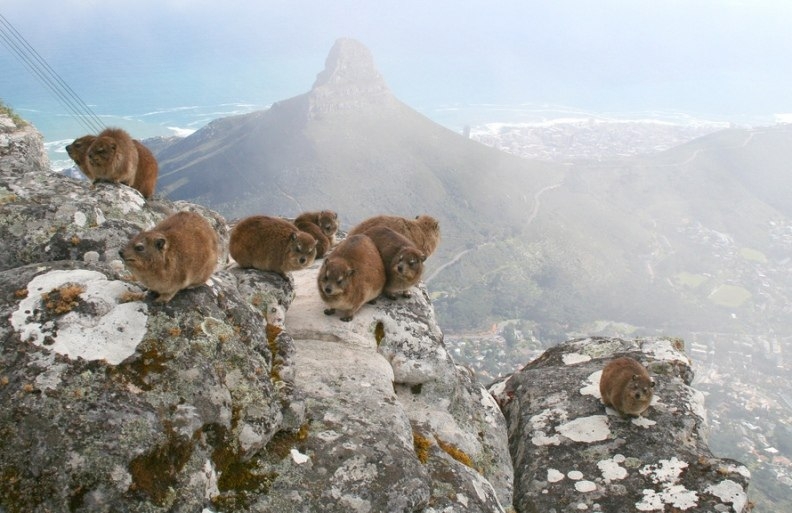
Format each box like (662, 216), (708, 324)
(2, 0), (792, 143)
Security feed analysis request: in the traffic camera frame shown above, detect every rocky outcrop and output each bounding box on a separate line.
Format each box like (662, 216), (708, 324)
(309, 37), (396, 116)
(0, 115), (512, 512)
(490, 337), (751, 512)
(0, 115), (750, 513)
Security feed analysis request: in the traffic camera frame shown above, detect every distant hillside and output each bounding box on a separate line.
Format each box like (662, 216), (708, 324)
(153, 38), (792, 346)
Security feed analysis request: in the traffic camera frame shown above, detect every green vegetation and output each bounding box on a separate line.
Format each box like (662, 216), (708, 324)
(739, 247), (767, 263)
(676, 272), (707, 289)
(708, 284), (752, 308)
(0, 100), (26, 127)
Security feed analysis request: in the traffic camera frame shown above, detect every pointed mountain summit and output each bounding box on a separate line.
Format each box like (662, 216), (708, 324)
(309, 38), (395, 116)
(155, 38), (563, 258)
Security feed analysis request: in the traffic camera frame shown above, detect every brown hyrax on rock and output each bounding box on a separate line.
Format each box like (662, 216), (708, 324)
(230, 215), (317, 276)
(294, 210), (339, 243)
(363, 225), (426, 299)
(600, 356), (655, 416)
(85, 127), (139, 188)
(349, 214), (440, 257)
(65, 134), (97, 180)
(317, 234), (386, 322)
(120, 211), (218, 303)
(294, 221), (330, 259)
(131, 140), (159, 198)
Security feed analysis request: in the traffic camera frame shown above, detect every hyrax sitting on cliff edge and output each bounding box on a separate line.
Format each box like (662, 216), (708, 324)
(120, 211), (219, 303)
(230, 215), (317, 276)
(349, 214), (440, 257)
(363, 225), (426, 299)
(599, 356), (655, 416)
(317, 234), (386, 322)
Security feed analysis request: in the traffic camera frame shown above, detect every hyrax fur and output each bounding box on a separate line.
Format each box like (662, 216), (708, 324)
(317, 234), (386, 322)
(230, 215), (317, 276)
(85, 127), (139, 188)
(294, 210), (338, 258)
(349, 214), (440, 257)
(120, 211), (219, 303)
(71, 131), (159, 198)
(294, 210), (339, 243)
(131, 140), (159, 198)
(363, 225), (426, 299)
(66, 134), (97, 180)
(600, 356), (655, 416)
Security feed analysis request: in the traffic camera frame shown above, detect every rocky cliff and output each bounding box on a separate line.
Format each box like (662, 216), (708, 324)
(0, 115), (750, 512)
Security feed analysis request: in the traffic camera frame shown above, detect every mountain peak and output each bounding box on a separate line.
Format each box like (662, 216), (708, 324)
(309, 38), (393, 115)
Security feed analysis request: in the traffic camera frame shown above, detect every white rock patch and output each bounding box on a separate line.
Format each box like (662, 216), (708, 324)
(705, 479), (747, 512)
(580, 370), (602, 398)
(547, 468), (565, 483)
(10, 269), (148, 365)
(598, 454), (628, 482)
(556, 415), (610, 443)
(563, 352), (591, 365)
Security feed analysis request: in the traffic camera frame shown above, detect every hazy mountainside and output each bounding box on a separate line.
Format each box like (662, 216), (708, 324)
(156, 38), (563, 248)
(154, 38), (792, 345)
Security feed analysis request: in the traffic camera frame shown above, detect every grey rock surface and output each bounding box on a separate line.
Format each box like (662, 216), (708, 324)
(0, 113), (515, 512)
(490, 337), (751, 513)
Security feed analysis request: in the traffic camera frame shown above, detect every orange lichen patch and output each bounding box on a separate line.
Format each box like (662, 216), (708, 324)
(413, 429), (431, 464)
(13, 288), (28, 299)
(436, 437), (474, 469)
(374, 321), (385, 346)
(128, 430), (193, 506)
(168, 326), (182, 337)
(0, 376), (9, 387)
(42, 284), (85, 314)
(265, 423), (310, 460)
(70, 235), (81, 246)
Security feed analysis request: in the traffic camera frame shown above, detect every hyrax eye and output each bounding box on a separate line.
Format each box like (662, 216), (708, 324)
(134, 243), (145, 252)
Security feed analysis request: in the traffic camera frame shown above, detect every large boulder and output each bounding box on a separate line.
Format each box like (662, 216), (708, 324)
(490, 337), (751, 513)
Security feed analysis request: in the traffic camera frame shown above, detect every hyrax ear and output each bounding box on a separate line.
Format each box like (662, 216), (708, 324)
(420, 252), (427, 262)
(155, 237), (167, 251)
(290, 232), (297, 242)
(650, 380), (656, 388)
(346, 268), (356, 277)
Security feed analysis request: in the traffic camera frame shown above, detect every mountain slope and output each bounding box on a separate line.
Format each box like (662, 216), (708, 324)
(156, 38), (564, 260)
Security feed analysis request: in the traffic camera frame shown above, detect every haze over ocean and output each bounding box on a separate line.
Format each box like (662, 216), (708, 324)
(2, 0), (791, 168)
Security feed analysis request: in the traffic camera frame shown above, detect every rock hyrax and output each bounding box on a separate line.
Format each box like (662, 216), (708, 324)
(317, 234), (386, 322)
(120, 211), (218, 303)
(65, 134), (96, 180)
(131, 140), (159, 198)
(294, 210), (339, 242)
(600, 356), (654, 416)
(230, 215), (317, 276)
(363, 225), (426, 299)
(85, 127), (139, 188)
(349, 214), (440, 257)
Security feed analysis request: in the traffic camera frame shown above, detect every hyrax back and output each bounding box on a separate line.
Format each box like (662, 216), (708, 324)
(317, 234), (386, 322)
(85, 127), (139, 186)
(230, 215), (317, 275)
(66, 135), (96, 180)
(599, 356), (654, 416)
(131, 140), (159, 198)
(349, 214), (440, 257)
(120, 211), (218, 303)
(363, 225), (426, 299)
(294, 210), (339, 241)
